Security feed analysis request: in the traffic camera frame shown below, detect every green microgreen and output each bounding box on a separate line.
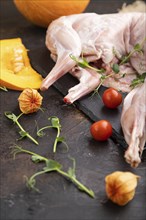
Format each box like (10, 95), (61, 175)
(4, 112), (38, 145)
(70, 37), (146, 95)
(92, 73), (115, 96)
(70, 54), (112, 95)
(11, 144), (47, 162)
(70, 54), (105, 73)
(91, 76), (105, 96)
(130, 72), (146, 89)
(0, 86), (8, 91)
(37, 116), (68, 153)
(11, 145), (95, 198)
(119, 38), (146, 65)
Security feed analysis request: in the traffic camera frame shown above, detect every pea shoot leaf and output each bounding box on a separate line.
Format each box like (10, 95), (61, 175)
(56, 136), (65, 143)
(31, 155), (45, 163)
(44, 159), (62, 171)
(49, 116), (61, 128)
(4, 112), (17, 122)
(19, 130), (28, 138)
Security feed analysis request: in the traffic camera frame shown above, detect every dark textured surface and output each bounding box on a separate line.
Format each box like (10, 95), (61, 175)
(0, 1), (146, 220)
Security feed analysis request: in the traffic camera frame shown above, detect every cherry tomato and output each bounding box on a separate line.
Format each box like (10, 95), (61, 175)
(102, 88), (122, 109)
(90, 120), (112, 141)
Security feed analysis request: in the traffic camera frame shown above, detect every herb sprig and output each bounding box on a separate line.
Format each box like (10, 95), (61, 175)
(12, 145), (95, 198)
(111, 38), (146, 75)
(70, 38), (146, 93)
(70, 54), (105, 73)
(120, 38), (146, 65)
(130, 72), (146, 89)
(37, 116), (68, 153)
(5, 112), (38, 145)
(70, 54), (116, 95)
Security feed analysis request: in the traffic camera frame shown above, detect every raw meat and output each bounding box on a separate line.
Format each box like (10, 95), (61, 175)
(41, 12), (146, 104)
(40, 12), (146, 167)
(121, 80), (146, 167)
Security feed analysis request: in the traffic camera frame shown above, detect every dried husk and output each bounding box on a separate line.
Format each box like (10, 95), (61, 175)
(105, 171), (140, 206)
(18, 88), (43, 114)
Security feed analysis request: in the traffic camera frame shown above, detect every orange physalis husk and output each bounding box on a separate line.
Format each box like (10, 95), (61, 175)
(105, 171), (140, 206)
(18, 88), (43, 114)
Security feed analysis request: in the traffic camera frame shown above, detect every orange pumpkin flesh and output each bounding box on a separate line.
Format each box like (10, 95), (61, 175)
(0, 38), (43, 91)
(13, 0), (90, 27)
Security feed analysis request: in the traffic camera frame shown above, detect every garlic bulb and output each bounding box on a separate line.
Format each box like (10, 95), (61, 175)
(105, 171), (140, 206)
(18, 88), (43, 114)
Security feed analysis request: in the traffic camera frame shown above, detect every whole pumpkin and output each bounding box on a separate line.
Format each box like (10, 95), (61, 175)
(13, 0), (90, 28)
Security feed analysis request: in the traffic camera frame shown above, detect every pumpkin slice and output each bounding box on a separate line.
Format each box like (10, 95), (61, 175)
(0, 38), (43, 90)
(13, 0), (90, 27)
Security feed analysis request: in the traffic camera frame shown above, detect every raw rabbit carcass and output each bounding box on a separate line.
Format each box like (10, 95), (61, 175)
(41, 12), (146, 103)
(40, 12), (146, 167)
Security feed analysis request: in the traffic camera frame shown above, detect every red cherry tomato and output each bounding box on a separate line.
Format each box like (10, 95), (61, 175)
(90, 120), (112, 141)
(102, 88), (122, 109)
